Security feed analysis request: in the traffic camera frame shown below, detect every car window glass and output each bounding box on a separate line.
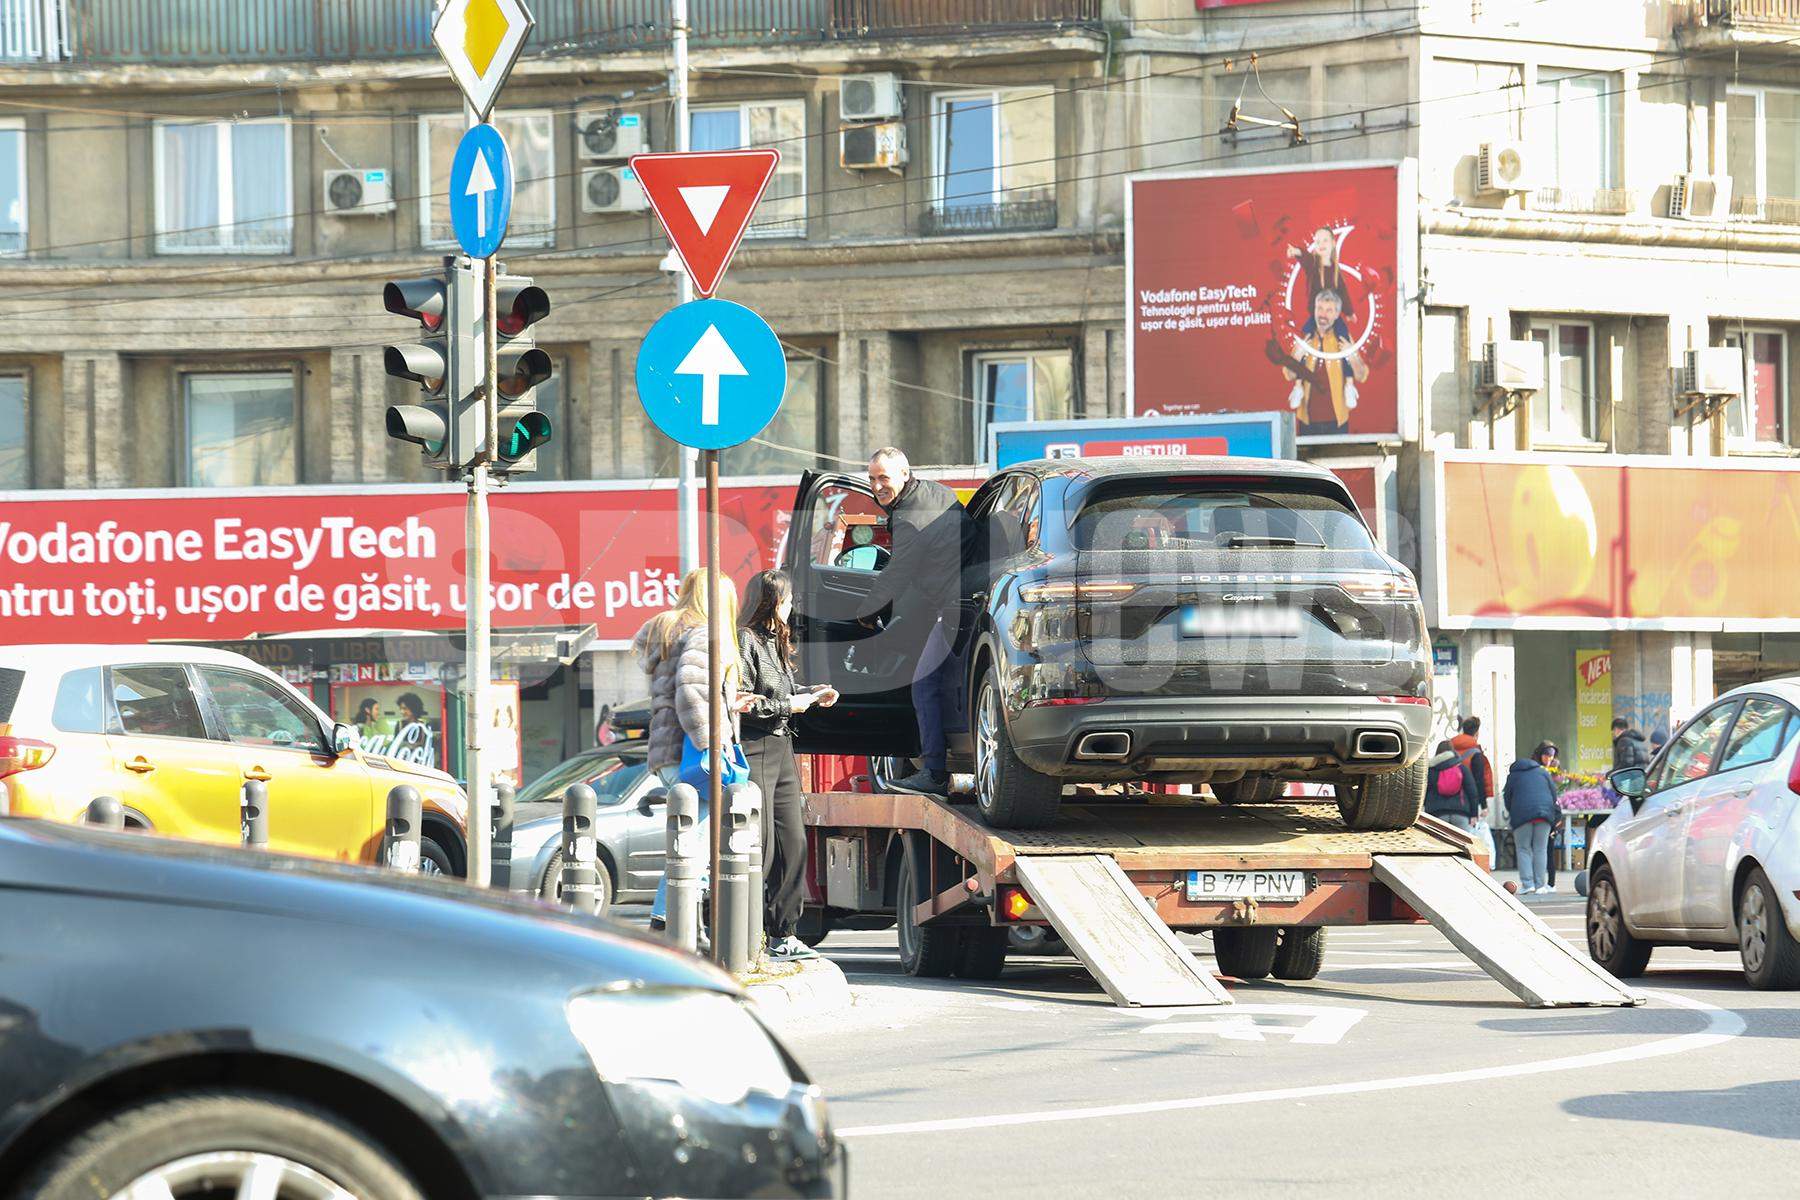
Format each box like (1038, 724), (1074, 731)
(1652, 704), (1737, 791)
(518, 755), (602, 805)
(199, 667), (327, 753)
(52, 667), (105, 734)
(1073, 484), (1374, 552)
(981, 476), (1036, 571)
(111, 666), (208, 740)
(519, 755), (648, 806)
(810, 482), (888, 572)
(1718, 698), (1793, 773)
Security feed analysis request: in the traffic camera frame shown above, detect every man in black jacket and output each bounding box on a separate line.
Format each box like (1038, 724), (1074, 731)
(1611, 718), (1651, 771)
(859, 447), (976, 795)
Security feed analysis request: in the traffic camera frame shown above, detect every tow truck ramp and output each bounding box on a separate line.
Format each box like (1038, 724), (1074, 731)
(1373, 855), (1644, 1008)
(1014, 855), (1233, 1007)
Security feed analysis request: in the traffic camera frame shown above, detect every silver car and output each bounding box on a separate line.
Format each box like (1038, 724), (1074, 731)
(506, 742), (672, 913)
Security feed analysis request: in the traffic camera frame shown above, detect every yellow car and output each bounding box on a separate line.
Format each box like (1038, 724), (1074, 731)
(0, 645), (468, 874)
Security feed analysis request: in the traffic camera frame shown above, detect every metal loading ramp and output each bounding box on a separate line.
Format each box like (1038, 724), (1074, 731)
(1013, 854), (1234, 1008)
(1373, 855), (1645, 1008)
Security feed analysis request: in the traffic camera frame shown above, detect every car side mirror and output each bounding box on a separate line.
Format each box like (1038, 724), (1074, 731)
(331, 723), (357, 757)
(1609, 766), (1646, 800)
(638, 787), (668, 816)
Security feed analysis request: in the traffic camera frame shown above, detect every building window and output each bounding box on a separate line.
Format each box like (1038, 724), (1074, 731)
(1525, 321), (1596, 443)
(928, 89), (1056, 234)
(723, 355), (822, 476)
(1723, 329), (1789, 446)
(184, 373), (298, 487)
(420, 112), (555, 248)
(1727, 87), (1800, 222)
(0, 119), (23, 255)
(0, 376), (27, 488)
(1532, 70), (1617, 202)
(155, 119), (292, 254)
(973, 350), (1075, 455)
(689, 102), (805, 237)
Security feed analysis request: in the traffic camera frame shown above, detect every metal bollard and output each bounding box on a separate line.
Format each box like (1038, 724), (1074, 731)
(717, 782), (755, 974)
(561, 783), (599, 914)
(742, 782), (765, 959)
(383, 785), (421, 872)
(664, 783), (703, 952)
(86, 796), (125, 830)
(240, 780), (269, 848)
(492, 782), (515, 892)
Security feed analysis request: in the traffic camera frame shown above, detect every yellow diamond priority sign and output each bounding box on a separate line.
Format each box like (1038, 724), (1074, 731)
(433, 0), (535, 122)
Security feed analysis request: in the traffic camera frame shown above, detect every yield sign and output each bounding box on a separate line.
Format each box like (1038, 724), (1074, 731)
(630, 150), (780, 297)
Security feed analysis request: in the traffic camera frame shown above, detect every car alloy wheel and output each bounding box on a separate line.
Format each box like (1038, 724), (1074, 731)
(1741, 880), (1771, 976)
(1589, 876), (1623, 963)
(114, 1151), (354, 1199)
(975, 678), (1001, 814)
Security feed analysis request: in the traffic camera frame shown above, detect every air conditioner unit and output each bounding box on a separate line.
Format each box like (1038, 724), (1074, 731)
(322, 168), (394, 215)
(1667, 172), (1733, 220)
(839, 73), (903, 123)
(581, 165), (648, 214)
(1682, 347), (1744, 396)
(1481, 340), (1546, 392)
(841, 121), (908, 171)
(1477, 141), (1536, 195)
(577, 109), (647, 160)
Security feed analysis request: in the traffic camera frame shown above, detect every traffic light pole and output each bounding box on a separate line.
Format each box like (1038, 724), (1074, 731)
(464, 98), (495, 890)
(704, 448), (723, 962)
(672, 0), (700, 576)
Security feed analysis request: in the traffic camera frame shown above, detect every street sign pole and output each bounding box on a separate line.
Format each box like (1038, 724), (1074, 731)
(671, 0), (699, 578)
(464, 97), (494, 890)
(704, 448), (723, 954)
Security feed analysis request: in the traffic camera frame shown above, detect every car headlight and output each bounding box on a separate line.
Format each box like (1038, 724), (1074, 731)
(566, 989), (792, 1106)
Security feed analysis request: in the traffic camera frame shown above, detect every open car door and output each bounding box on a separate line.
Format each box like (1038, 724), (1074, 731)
(782, 471), (920, 755)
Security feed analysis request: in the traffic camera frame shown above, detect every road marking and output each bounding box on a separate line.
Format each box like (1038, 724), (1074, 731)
(836, 991), (1742, 1138)
(1135, 1004), (1366, 1045)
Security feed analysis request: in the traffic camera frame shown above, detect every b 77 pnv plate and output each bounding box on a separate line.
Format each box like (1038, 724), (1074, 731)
(1185, 869), (1309, 902)
(1179, 604), (1302, 637)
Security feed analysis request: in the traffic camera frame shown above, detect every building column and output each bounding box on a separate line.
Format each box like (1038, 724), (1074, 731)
(1610, 630), (1715, 741)
(329, 349), (388, 483)
(1464, 630), (1516, 822)
(1464, 304), (1520, 450)
(62, 351), (127, 488)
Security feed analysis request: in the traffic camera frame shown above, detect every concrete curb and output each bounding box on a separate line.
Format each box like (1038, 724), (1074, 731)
(742, 955), (851, 1021)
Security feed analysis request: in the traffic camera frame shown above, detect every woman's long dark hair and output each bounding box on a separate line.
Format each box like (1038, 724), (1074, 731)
(740, 569), (794, 664)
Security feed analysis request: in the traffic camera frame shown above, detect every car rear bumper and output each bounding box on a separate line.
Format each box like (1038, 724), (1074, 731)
(1006, 695), (1434, 779)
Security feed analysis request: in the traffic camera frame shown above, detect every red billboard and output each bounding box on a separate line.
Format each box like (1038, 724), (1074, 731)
(1127, 163), (1407, 444)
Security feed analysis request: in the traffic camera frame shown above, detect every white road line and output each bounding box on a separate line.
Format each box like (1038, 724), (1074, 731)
(836, 991), (1742, 1138)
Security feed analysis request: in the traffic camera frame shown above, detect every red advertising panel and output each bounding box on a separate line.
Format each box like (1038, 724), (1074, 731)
(1435, 456), (1800, 627)
(1128, 164), (1404, 444)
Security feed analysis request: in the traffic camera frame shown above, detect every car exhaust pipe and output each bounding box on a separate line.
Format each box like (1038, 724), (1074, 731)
(1352, 730), (1404, 759)
(1074, 732), (1132, 761)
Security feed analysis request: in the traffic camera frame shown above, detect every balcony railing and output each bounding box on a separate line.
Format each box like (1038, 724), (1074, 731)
(1704, 0), (1800, 30)
(1531, 187), (1639, 216)
(920, 196), (1058, 236)
(3, 0), (1100, 64)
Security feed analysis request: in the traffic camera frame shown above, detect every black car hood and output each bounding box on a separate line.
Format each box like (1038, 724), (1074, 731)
(0, 818), (731, 994)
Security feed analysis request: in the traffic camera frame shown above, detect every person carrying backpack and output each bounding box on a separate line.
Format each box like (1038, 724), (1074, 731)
(1424, 738), (1483, 832)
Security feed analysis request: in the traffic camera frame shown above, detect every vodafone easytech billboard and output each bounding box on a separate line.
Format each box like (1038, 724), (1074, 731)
(1126, 162), (1415, 445)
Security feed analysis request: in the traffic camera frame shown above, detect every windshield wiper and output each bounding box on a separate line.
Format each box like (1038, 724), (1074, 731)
(1223, 535), (1324, 549)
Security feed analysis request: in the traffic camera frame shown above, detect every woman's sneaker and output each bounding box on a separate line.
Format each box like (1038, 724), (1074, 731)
(767, 935), (818, 961)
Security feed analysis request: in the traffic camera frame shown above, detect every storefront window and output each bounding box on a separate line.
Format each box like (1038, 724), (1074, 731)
(185, 372), (298, 487)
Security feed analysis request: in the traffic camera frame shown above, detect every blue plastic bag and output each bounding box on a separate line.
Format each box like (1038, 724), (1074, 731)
(679, 735), (749, 792)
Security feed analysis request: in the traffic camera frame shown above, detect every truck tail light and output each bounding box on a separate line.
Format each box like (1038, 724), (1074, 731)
(999, 886), (1041, 922)
(0, 736), (55, 781)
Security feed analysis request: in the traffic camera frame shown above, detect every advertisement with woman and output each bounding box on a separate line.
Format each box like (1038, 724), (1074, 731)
(333, 683), (446, 771)
(1126, 162), (1413, 444)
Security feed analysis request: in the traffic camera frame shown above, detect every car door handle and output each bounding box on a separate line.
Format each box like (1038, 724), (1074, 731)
(1663, 805), (1685, 819)
(124, 756), (155, 774)
(243, 766), (273, 782)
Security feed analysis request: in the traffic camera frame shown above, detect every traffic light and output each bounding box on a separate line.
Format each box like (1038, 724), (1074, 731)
(383, 258), (481, 471)
(491, 272), (556, 473)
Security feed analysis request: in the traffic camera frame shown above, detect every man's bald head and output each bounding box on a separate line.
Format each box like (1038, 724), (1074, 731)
(869, 447), (910, 507)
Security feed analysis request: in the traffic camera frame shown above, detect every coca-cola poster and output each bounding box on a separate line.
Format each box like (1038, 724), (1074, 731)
(1127, 162), (1414, 444)
(333, 682), (446, 771)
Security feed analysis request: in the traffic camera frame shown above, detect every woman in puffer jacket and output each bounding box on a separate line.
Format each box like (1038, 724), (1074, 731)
(635, 568), (746, 930)
(1504, 741), (1562, 897)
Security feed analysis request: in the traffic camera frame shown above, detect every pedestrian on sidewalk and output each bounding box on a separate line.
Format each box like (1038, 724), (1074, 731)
(737, 569), (838, 961)
(634, 567), (753, 932)
(1450, 716), (1495, 826)
(1504, 741), (1561, 897)
(1611, 718), (1651, 772)
(1425, 739), (1479, 832)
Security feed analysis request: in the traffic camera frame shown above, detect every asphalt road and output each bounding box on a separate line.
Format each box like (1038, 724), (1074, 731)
(759, 893), (1800, 1199)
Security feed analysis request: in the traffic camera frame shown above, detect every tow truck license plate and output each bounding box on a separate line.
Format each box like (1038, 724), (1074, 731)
(1185, 870), (1309, 902)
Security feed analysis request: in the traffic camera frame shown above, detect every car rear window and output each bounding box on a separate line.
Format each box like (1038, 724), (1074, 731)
(0, 667), (22, 722)
(1073, 483), (1375, 552)
(52, 667), (104, 734)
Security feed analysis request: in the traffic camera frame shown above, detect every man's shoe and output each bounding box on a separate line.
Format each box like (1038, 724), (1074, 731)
(889, 768), (951, 796)
(767, 935), (819, 961)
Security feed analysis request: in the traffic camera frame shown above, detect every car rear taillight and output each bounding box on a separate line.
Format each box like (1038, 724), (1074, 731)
(1019, 580), (1140, 603)
(1788, 749), (1800, 798)
(1376, 696), (1430, 706)
(1023, 696), (1102, 708)
(0, 736), (55, 780)
(1337, 572), (1420, 602)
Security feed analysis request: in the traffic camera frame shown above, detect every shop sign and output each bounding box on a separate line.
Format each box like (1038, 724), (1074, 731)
(1427, 453), (1800, 629)
(1574, 650), (1614, 776)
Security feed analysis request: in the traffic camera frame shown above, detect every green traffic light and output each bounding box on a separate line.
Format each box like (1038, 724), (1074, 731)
(500, 411), (552, 461)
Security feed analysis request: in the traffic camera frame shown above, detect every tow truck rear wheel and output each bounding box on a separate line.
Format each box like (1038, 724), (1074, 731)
(1211, 927), (1279, 980)
(1335, 758), (1427, 831)
(973, 672), (1063, 830)
(1213, 774), (1286, 804)
(896, 835), (959, 978)
(1271, 926), (1327, 980)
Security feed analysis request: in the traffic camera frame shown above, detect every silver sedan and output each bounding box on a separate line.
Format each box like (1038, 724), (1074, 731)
(505, 742), (672, 913)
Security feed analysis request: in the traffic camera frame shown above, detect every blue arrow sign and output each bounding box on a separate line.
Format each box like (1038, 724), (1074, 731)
(449, 123), (512, 259)
(636, 299), (786, 451)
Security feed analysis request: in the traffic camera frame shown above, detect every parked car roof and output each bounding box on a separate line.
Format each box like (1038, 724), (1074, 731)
(1002, 455), (1344, 483)
(0, 643), (281, 670)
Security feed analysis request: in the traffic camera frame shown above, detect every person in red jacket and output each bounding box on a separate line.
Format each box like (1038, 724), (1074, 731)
(1450, 715), (1495, 824)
